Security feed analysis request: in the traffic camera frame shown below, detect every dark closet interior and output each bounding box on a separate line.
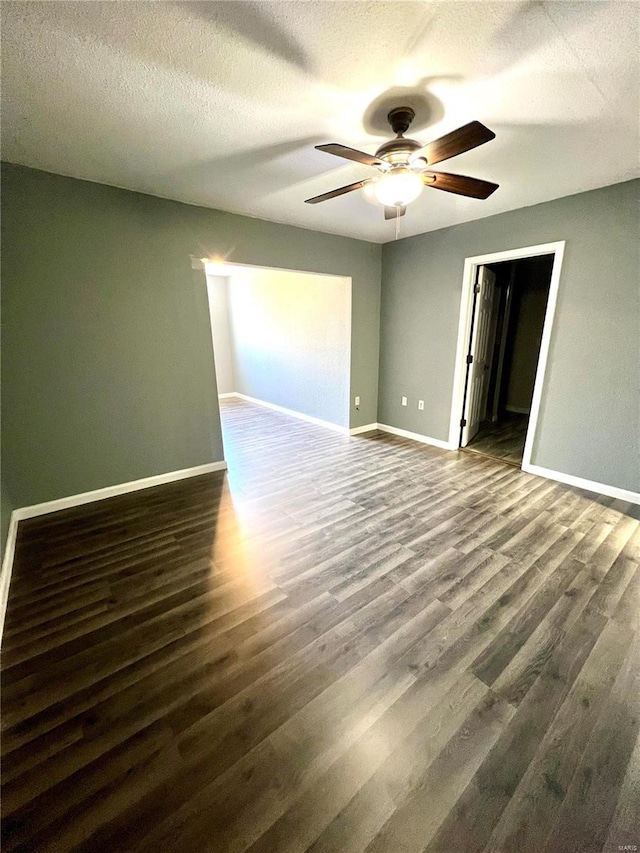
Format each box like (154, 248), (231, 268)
(465, 254), (554, 465)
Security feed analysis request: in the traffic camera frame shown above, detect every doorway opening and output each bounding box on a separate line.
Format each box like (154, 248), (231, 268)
(448, 242), (565, 470)
(203, 261), (352, 434)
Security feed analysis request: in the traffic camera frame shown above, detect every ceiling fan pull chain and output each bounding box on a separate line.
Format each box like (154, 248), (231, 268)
(395, 205), (401, 240)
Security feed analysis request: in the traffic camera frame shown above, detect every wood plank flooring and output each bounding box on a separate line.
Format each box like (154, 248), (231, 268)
(2, 397), (639, 852)
(465, 415), (529, 465)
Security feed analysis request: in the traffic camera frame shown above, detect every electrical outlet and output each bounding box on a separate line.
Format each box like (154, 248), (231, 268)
(418, 400), (424, 411)
(401, 396), (408, 407)
(354, 396), (360, 407)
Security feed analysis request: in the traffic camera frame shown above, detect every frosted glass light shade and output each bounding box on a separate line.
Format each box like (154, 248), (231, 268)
(374, 169), (423, 207)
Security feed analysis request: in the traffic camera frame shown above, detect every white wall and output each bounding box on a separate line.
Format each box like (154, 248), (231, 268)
(205, 274), (235, 394)
(224, 267), (351, 428)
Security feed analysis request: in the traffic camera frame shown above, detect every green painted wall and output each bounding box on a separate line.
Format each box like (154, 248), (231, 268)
(379, 179), (640, 493)
(2, 161), (636, 553)
(1, 482), (14, 560)
(1, 163), (381, 512)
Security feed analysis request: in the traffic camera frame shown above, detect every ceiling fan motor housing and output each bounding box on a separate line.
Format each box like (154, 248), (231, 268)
(376, 106), (422, 165)
(375, 136), (422, 164)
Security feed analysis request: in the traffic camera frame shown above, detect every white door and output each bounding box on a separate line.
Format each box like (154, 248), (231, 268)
(491, 276), (514, 422)
(461, 266), (498, 446)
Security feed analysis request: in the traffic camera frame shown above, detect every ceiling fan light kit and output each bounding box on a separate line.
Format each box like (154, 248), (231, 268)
(374, 168), (423, 207)
(305, 106), (499, 223)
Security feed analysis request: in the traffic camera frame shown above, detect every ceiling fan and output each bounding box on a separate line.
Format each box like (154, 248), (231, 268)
(305, 107), (498, 220)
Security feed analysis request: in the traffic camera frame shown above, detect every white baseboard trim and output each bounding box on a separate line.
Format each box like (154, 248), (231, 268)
(0, 513), (19, 642)
(522, 463), (640, 505)
(226, 393), (380, 438)
(349, 423), (379, 436)
(13, 462), (228, 521)
(218, 392), (237, 399)
(377, 423), (455, 451)
(0, 460), (228, 645)
(232, 393), (351, 435)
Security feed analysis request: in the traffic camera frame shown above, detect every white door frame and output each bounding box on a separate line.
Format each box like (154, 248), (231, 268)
(447, 241), (566, 470)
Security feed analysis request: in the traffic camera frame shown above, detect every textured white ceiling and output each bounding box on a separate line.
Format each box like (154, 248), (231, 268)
(2, 1), (638, 242)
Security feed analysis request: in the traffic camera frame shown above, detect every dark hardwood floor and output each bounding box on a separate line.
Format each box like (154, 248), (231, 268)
(2, 397), (639, 852)
(465, 414), (529, 466)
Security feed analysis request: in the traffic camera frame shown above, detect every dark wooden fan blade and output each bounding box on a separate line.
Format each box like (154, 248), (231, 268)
(411, 121), (495, 166)
(384, 206), (406, 220)
(304, 178), (374, 204)
(423, 172), (498, 199)
(315, 143), (387, 169)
